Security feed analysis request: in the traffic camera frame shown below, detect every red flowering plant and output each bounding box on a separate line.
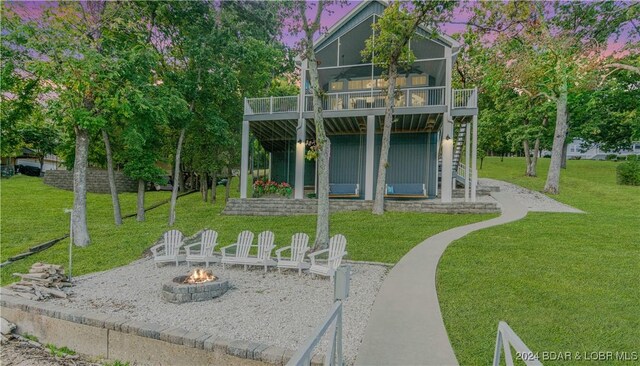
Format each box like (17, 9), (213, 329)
(252, 177), (293, 198)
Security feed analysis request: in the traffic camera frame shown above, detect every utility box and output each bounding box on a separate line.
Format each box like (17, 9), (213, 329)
(334, 265), (351, 301)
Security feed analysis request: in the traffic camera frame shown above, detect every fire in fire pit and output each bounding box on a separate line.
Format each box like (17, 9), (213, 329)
(184, 268), (216, 284)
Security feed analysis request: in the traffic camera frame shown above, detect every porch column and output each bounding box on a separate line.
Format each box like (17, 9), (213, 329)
(464, 121), (471, 202)
(441, 113), (454, 203)
(365, 115), (375, 200)
(240, 120), (250, 199)
(294, 118), (306, 199)
(471, 114), (478, 202)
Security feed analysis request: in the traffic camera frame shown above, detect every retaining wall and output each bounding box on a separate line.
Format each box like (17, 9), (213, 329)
(44, 169), (137, 193)
(0, 291), (318, 365)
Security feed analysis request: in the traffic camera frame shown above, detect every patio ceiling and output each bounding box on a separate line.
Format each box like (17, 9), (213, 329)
(251, 114), (443, 152)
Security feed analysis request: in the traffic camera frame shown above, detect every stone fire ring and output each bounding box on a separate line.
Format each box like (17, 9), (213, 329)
(161, 276), (229, 304)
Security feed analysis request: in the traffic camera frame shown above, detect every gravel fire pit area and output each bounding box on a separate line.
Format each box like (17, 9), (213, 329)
(49, 258), (387, 364)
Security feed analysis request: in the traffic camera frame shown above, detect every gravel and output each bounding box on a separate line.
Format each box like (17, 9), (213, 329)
(479, 178), (584, 213)
(50, 258), (388, 365)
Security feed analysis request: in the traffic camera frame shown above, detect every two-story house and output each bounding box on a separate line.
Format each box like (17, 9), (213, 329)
(238, 0), (479, 207)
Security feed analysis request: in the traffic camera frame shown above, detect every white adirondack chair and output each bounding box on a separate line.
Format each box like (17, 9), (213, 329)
(150, 230), (186, 267)
(221, 231), (254, 270)
(275, 233), (310, 275)
(249, 231), (277, 272)
(308, 234), (347, 280)
(184, 229), (219, 266)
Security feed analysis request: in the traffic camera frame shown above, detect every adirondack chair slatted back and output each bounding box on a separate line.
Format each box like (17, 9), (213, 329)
(236, 231), (254, 258)
(164, 230), (184, 257)
(328, 234), (347, 270)
(257, 231), (275, 260)
(201, 230), (218, 256)
(290, 233), (310, 262)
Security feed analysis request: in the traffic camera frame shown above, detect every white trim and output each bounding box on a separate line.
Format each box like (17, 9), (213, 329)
(465, 122), (470, 202)
(365, 115), (375, 200)
(471, 113), (478, 202)
(317, 57), (446, 71)
(240, 120), (250, 199)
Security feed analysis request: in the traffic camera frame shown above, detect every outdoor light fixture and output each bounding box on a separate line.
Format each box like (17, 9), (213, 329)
(445, 134), (451, 141)
(297, 139), (303, 144)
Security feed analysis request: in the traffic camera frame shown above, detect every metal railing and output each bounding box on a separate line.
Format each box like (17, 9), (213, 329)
(287, 266), (351, 366)
(244, 96), (299, 115)
(493, 322), (543, 366)
(457, 162), (466, 179)
(452, 88), (478, 109)
(305, 87), (446, 112)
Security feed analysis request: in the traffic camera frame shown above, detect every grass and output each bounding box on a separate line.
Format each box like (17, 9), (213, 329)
(438, 157), (640, 365)
(0, 175), (494, 285)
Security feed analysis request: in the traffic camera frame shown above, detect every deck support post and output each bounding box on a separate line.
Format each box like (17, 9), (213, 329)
(365, 115), (375, 200)
(240, 120), (250, 199)
(441, 113), (454, 203)
(471, 114), (478, 202)
(294, 118), (306, 199)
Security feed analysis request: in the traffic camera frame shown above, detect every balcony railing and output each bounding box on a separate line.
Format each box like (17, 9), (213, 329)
(452, 88), (477, 109)
(244, 87), (474, 116)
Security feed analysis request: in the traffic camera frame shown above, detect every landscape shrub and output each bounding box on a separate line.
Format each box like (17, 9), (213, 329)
(252, 177), (292, 197)
(616, 155), (640, 186)
(606, 154), (618, 161)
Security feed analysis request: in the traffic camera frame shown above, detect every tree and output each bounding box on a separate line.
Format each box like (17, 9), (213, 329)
(362, 1), (455, 214)
(18, 117), (60, 174)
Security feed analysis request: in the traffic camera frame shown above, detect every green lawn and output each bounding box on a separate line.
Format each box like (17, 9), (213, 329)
(438, 157), (640, 365)
(0, 175), (493, 285)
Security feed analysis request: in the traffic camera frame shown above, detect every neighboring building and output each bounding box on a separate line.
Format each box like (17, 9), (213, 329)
(565, 139), (640, 160)
(1, 148), (62, 172)
(241, 0), (478, 203)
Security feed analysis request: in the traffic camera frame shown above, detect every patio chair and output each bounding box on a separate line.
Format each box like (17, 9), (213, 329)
(308, 234), (347, 280)
(221, 231), (254, 270)
(275, 233), (310, 275)
(247, 231), (277, 272)
(184, 229), (219, 266)
(150, 230), (186, 267)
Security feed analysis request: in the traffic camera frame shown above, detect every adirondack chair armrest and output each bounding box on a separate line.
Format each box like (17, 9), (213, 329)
(149, 243), (165, 257)
(308, 249), (329, 265)
(221, 243), (237, 256)
(275, 246), (292, 261)
(183, 242), (202, 256)
(328, 251), (347, 262)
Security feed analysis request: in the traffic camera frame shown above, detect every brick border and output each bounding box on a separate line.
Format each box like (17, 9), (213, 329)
(0, 289), (321, 365)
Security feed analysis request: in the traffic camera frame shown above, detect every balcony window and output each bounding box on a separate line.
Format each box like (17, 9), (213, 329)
(330, 81), (344, 91)
(411, 75), (428, 86)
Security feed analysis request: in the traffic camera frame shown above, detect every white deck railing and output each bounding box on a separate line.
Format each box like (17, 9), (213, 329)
(452, 88), (478, 109)
(244, 87), (476, 116)
(244, 96), (299, 115)
(493, 322), (543, 366)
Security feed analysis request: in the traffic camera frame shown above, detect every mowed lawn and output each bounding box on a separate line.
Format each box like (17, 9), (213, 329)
(438, 158), (640, 365)
(0, 175), (494, 285)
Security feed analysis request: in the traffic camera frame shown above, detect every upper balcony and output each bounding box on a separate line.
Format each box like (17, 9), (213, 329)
(244, 87), (477, 120)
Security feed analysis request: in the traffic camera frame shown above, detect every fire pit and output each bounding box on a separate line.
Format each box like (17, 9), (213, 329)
(161, 268), (229, 304)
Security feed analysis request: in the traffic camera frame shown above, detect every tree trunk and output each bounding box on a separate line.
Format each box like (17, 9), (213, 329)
(372, 63), (399, 215)
(201, 173), (208, 202)
(307, 49), (331, 251)
(480, 157), (484, 170)
(544, 83), (568, 195)
(39, 157), (45, 176)
(210, 172), (217, 203)
(561, 139), (569, 169)
(523, 139), (533, 176)
(168, 128), (186, 226)
(225, 174), (232, 203)
(136, 179), (145, 221)
(72, 126), (90, 247)
(178, 168), (185, 193)
(102, 129), (122, 226)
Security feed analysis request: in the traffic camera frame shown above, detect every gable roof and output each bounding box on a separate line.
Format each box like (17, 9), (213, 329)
(314, 0), (460, 52)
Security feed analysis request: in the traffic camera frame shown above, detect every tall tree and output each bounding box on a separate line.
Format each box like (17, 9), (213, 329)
(362, 1), (455, 214)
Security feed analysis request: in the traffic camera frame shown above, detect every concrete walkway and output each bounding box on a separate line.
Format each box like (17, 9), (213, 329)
(355, 192), (528, 366)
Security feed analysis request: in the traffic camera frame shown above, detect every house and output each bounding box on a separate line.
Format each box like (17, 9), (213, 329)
(240, 0), (478, 204)
(564, 139), (640, 160)
(1, 148), (62, 176)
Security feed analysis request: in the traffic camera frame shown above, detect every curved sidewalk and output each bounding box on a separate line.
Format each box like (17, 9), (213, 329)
(356, 192), (528, 366)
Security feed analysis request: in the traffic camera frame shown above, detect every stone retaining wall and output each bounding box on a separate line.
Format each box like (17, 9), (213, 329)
(44, 169), (138, 193)
(223, 198), (500, 216)
(0, 290), (317, 365)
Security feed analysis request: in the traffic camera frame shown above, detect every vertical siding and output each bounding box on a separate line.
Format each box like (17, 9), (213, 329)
(270, 143), (295, 184)
(329, 135), (366, 198)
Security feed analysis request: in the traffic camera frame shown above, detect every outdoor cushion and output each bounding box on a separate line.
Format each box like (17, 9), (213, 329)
(387, 185), (395, 194)
(388, 183), (425, 196)
(330, 184), (359, 195)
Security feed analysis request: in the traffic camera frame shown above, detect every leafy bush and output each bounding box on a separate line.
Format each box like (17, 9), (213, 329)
(616, 155), (640, 186)
(606, 154), (618, 161)
(252, 178), (292, 197)
(543, 154), (551, 158)
(569, 156), (582, 160)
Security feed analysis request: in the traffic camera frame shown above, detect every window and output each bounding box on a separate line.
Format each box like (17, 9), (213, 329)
(330, 81), (344, 91)
(411, 75), (428, 86)
(375, 77), (406, 88)
(348, 79), (374, 90)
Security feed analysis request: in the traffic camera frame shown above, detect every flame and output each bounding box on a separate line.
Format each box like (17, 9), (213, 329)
(184, 268), (216, 284)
